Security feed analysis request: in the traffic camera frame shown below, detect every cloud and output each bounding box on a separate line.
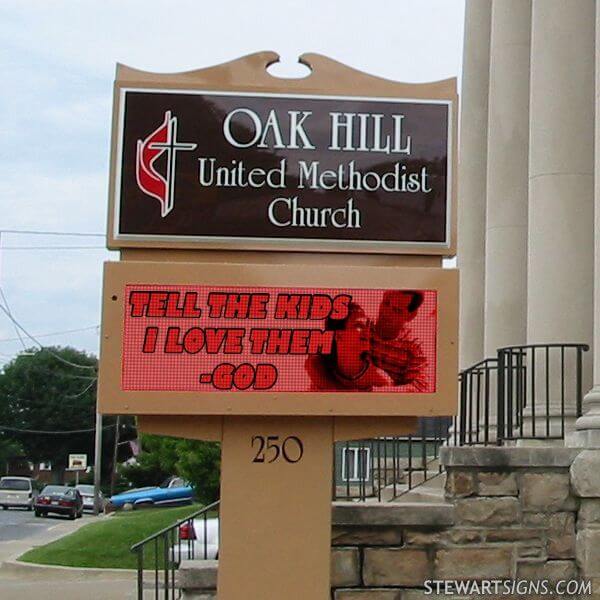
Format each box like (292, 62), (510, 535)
(0, 168), (108, 230)
(41, 96), (111, 137)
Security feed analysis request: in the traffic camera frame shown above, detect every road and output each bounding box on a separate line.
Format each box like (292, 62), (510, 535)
(0, 505), (90, 543)
(0, 507), (137, 599)
(0, 505), (96, 561)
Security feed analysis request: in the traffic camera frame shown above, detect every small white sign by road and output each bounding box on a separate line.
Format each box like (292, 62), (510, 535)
(68, 454), (87, 471)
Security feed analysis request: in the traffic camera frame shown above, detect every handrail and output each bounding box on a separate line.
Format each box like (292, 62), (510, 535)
(131, 500), (220, 599)
(459, 357), (498, 375)
(457, 356), (501, 446)
(497, 342), (589, 442)
(498, 343), (590, 351)
(333, 419), (450, 501)
(130, 500), (220, 553)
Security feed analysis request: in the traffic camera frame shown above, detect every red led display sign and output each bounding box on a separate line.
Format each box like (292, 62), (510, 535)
(122, 285), (437, 394)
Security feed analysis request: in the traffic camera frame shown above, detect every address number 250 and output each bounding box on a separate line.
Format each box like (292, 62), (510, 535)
(251, 435), (304, 464)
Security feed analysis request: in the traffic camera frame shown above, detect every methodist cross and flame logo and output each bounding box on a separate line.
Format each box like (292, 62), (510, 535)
(135, 111), (197, 217)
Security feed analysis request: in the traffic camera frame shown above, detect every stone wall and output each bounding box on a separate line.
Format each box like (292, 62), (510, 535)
(440, 448), (581, 584)
(331, 503), (454, 598)
(178, 447), (600, 599)
(571, 450), (600, 592)
(331, 448), (586, 599)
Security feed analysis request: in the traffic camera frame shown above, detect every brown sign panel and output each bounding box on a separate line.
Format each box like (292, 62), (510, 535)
(109, 88), (453, 253)
(98, 261), (458, 417)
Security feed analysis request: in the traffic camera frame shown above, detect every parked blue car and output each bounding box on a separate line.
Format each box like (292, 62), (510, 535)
(109, 477), (194, 509)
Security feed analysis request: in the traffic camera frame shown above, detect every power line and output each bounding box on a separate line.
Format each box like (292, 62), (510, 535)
(0, 325), (99, 343)
(64, 378), (97, 399)
(0, 304), (96, 371)
(0, 229), (105, 237)
(0, 236), (28, 352)
(0, 286), (28, 352)
(0, 424), (115, 435)
(0, 246), (107, 250)
(2, 392), (100, 412)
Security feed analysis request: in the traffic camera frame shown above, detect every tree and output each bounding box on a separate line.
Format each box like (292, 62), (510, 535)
(0, 346), (113, 483)
(0, 437), (23, 475)
(119, 434), (220, 504)
(175, 440), (220, 504)
(118, 434), (179, 489)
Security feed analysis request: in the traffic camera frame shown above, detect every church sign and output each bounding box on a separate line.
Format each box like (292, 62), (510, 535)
(108, 88), (452, 253)
(99, 54), (459, 600)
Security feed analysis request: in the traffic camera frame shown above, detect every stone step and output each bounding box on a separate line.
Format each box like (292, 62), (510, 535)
(176, 560), (217, 598)
(376, 462), (446, 502)
(383, 482), (445, 503)
(393, 489), (445, 503)
(335, 469), (446, 501)
(332, 501), (454, 527)
(181, 593), (216, 600)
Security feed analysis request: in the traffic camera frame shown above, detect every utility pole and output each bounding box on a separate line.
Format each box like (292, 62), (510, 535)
(93, 410), (103, 516)
(110, 415), (120, 497)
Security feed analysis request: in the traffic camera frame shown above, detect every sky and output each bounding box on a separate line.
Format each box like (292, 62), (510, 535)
(0, 0), (465, 367)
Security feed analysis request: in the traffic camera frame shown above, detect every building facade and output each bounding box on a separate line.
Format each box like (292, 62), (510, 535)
(458, 0), (600, 444)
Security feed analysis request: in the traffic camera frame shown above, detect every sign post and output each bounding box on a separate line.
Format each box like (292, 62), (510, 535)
(67, 454), (87, 486)
(98, 52), (458, 599)
(219, 416), (333, 599)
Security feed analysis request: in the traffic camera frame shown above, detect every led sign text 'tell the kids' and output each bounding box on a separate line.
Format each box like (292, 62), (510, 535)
(111, 89), (452, 252)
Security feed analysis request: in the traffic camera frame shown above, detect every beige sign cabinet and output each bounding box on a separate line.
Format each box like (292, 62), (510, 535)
(98, 52), (458, 600)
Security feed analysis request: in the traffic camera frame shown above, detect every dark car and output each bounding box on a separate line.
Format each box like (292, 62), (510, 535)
(35, 485), (83, 519)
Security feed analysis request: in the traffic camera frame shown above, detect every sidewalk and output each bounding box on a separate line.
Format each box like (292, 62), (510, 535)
(0, 513), (95, 565)
(0, 574), (136, 599)
(0, 514), (137, 599)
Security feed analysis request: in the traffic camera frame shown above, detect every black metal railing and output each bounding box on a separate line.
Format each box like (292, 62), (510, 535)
(131, 500), (219, 600)
(332, 417), (451, 502)
(331, 342), (589, 502)
(454, 357), (499, 446)
(496, 343), (589, 443)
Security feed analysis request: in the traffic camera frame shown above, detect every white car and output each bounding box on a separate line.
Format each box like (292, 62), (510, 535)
(0, 477), (38, 510)
(171, 517), (219, 561)
(75, 484), (105, 512)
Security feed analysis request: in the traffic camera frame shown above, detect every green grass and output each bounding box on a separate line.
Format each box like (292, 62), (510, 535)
(19, 504), (204, 569)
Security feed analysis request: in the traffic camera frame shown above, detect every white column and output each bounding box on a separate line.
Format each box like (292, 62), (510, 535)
(528, 0), (594, 433)
(457, 0), (492, 370)
(484, 0), (530, 357)
(449, 0), (492, 444)
(574, 2), (600, 448)
(450, 0), (492, 446)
